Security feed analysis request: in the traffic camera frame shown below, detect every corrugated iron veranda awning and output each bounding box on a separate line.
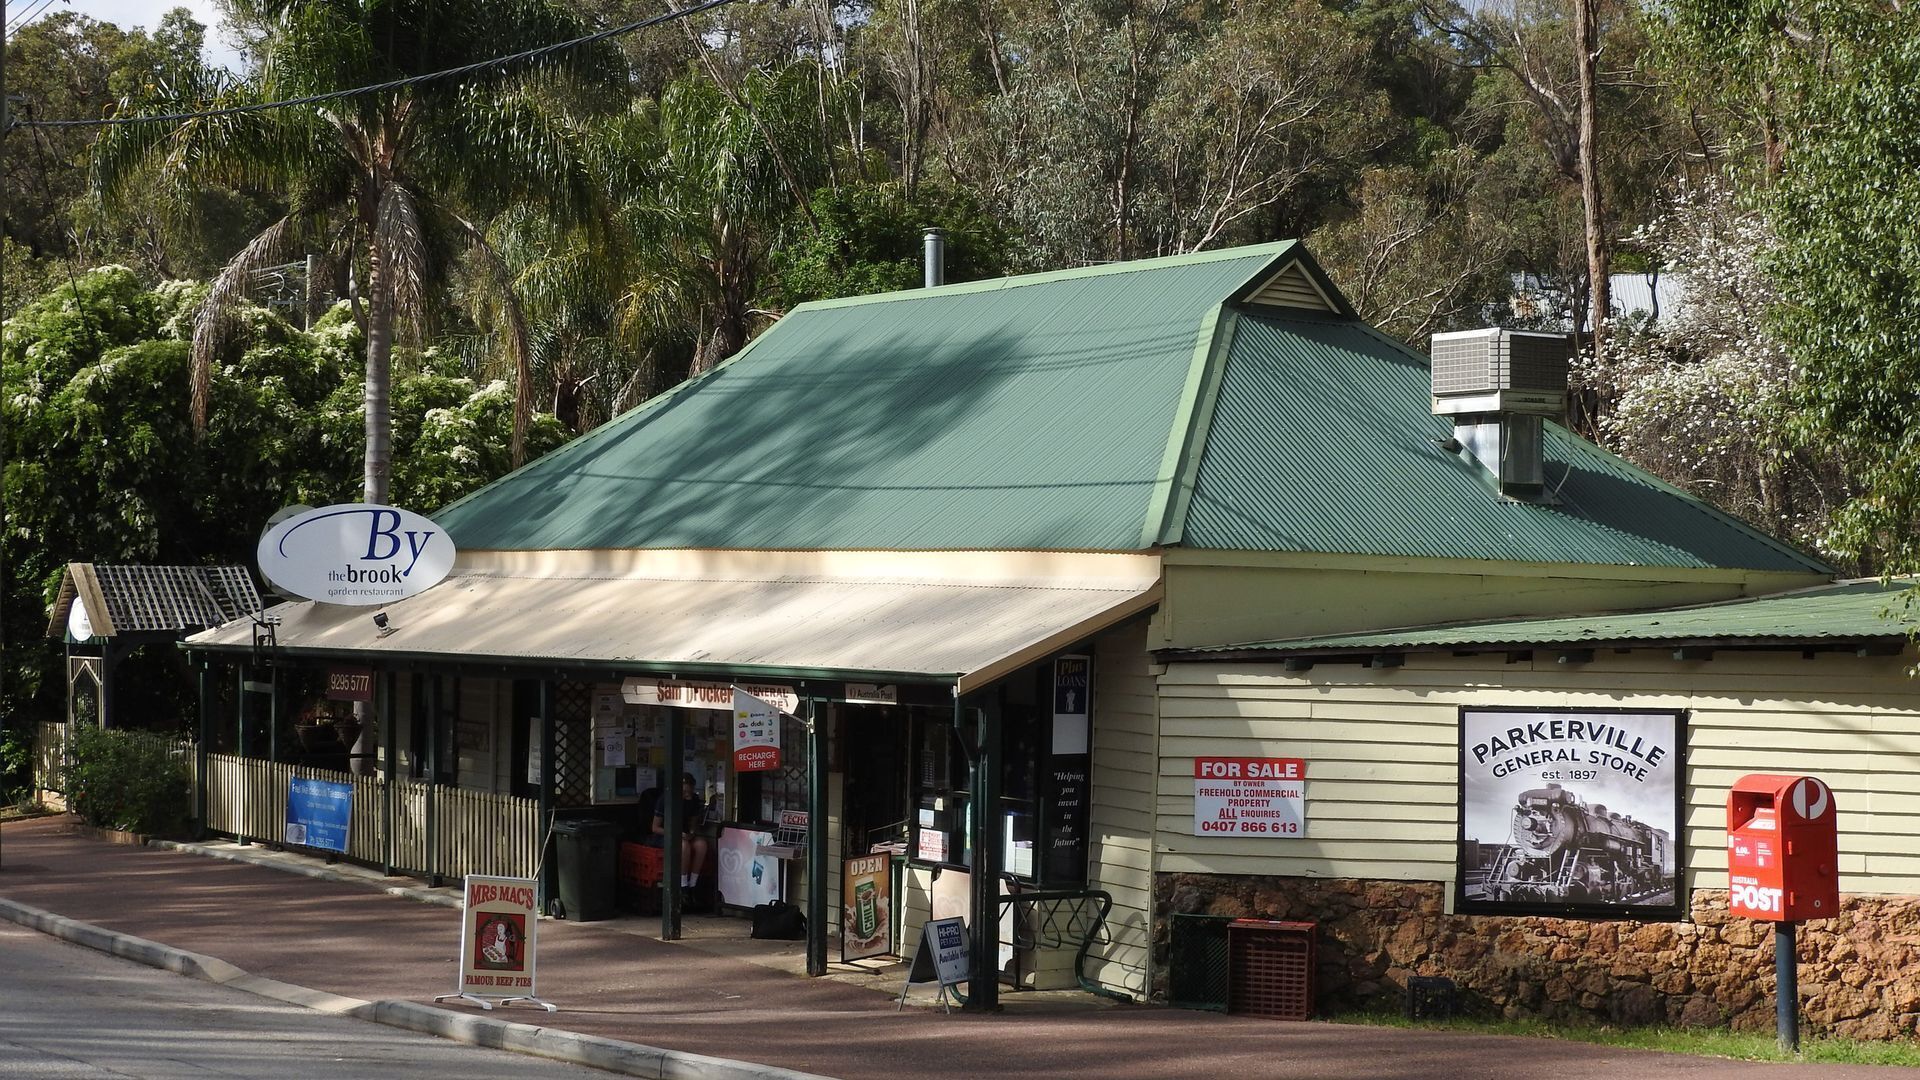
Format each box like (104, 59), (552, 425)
(184, 552), (1161, 692)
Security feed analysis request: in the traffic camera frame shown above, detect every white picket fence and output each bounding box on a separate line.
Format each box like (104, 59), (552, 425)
(206, 753), (540, 880)
(32, 722), (197, 799)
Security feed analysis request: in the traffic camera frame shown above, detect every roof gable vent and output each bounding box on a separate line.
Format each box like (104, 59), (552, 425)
(1244, 260), (1336, 312)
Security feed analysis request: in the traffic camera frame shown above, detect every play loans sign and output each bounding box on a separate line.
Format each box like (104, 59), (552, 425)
(258, 504), (454, 606)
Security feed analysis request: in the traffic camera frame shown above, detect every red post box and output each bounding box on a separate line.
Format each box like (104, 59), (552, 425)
(1726, 774), (1839, 921)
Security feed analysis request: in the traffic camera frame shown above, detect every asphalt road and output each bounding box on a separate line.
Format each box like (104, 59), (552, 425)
(0, 922), (623, 1079)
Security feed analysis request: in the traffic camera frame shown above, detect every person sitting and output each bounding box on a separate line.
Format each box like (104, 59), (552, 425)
(646, 772), (711, 891)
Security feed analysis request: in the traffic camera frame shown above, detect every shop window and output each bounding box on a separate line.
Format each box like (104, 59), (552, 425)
(999, 667), (1042, 881)
(909, 708), (969, 868)
(903, 654), (1092, 885)
(408, 675), (458, 784)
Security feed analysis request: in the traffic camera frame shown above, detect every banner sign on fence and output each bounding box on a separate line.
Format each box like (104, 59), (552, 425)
(436, 875), (556, 1012)
(284, 777), (352, 853)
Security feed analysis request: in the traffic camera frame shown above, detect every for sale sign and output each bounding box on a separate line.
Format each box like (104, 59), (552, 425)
(1192, 757), (1305, 837)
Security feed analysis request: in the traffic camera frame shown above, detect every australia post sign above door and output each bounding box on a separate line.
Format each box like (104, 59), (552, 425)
(258, 504), (455, 606)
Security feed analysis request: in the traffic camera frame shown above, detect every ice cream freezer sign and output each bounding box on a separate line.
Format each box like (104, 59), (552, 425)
(1193, 757), (1306, 837)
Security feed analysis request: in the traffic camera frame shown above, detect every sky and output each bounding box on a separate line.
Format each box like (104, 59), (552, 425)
(9, 0), (248, 70)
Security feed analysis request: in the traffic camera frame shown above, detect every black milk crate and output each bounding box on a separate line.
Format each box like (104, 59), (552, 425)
(1168, 914), (1234, 1012)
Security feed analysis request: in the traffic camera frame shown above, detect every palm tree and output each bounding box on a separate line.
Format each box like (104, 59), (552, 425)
(94, 0), (622, 497)
(608, 64), (838, 375)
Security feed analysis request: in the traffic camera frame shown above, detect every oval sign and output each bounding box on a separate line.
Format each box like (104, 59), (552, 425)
(257, 504), (455, 607)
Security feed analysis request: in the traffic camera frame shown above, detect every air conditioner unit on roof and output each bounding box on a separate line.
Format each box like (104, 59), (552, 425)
(1429, 328), (1571, 418)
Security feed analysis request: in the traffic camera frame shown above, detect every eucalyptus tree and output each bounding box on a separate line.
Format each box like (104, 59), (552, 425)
(94, 0), (622, 498)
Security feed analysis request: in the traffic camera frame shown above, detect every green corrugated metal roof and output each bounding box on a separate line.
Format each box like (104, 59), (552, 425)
(435, 241), (1828, 574)
(1175, 579), (1918, 657)
(435, 243), (1297, 551)
(1174, 312), (1827, 571)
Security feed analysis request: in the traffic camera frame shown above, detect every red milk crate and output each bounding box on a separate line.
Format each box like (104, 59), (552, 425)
(1226, 919), (1317, 1021)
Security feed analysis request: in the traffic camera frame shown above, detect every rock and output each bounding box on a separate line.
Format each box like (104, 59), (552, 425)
(1677, 994), (1721, 1027)
(1147, 875), (1920, 1041)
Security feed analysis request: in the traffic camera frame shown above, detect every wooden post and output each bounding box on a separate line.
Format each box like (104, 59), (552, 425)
(537, 680), (555, 912)
(663, 709), (685, 940)
(966, 692), (1001, 1011)
(807, 695), (828, 976)
(426, 674), (440, 887)
(382, 670), (397, 877)
(196, 658), (213, 839)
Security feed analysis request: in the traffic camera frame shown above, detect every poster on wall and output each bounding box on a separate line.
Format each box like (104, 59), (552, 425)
(1458, 707), (1684, 918)
(841, 853), (893, 961)
(1045, 655), (1092, 882)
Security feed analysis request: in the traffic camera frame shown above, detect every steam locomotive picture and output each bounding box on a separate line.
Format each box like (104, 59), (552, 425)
(1465, 783), (1674, 906)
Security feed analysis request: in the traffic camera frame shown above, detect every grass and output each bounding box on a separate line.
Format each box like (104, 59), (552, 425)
(1329, 1005), (1920, 1067)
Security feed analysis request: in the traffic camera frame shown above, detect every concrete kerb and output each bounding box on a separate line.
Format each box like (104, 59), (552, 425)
(0, 897), (835, 1080)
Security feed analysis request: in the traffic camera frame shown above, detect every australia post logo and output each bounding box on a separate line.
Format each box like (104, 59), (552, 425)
(257, 504), (456, 606)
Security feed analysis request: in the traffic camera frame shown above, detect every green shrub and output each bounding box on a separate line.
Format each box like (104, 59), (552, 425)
(66, 725), (189, 837)
(0, 726), (31, 805)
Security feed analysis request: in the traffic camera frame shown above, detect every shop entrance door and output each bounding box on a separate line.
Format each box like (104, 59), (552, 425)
(842, 705), (909, 855)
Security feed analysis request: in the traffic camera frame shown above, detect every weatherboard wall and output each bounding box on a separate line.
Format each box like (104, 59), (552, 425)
(1156, 649), (1920, 898)
(1085, 617), (1160, 999)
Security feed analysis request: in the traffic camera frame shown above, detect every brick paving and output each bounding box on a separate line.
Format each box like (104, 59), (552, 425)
(0, 816), (1905, 1079)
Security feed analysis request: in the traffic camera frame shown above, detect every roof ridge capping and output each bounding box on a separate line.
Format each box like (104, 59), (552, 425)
(789, 238), (1313, 313)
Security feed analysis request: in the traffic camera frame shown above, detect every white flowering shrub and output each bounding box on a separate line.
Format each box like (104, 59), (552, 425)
(1577, 183), (1854, 562)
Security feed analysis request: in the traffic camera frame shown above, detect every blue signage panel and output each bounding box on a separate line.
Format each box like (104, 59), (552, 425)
(285, 777), (353, 853)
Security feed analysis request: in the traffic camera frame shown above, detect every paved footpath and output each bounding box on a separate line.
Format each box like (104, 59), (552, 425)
(0, 816), (1907, 1079)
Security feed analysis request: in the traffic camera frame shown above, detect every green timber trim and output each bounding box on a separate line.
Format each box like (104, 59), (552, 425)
(178, 640), (959, 687)
(1144, 306), (1241, 548)
(788, 240), (1301, 314)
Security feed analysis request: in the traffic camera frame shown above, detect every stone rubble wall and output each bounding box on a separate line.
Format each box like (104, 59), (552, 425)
(1155, 873), (1920, 1039)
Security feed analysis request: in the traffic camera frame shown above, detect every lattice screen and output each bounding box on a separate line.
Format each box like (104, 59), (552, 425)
(756, 711), (813, 815)
(550, 680), (594, 807)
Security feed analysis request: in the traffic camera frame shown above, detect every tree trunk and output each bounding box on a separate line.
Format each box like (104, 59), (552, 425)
(1574, 0), (1610, 363)
(363, 233), (395, 506)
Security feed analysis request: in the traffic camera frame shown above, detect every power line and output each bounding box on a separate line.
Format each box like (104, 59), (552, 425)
(7, 0), (60, 33)
(14, 0), (742, 130)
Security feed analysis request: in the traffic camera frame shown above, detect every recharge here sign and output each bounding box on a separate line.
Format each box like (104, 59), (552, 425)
(1193, 757), (1306, 837)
